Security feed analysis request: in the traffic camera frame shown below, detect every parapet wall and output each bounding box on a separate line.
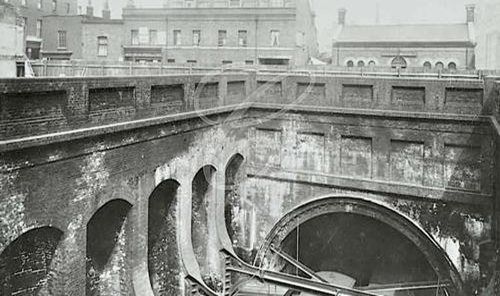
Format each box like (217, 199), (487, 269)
(0, 73), (497, 142)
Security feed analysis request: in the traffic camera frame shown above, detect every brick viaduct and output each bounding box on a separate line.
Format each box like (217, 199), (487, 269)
(1, 71), (500, 295)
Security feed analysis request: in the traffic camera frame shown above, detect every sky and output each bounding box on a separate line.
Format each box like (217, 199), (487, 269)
(79, 0), (476, 51)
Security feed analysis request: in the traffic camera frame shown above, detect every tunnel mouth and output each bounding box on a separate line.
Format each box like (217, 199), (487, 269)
(255, 196), (465, 296)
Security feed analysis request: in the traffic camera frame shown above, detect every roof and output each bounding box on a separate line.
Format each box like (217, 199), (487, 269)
(334, 23), (474, 47)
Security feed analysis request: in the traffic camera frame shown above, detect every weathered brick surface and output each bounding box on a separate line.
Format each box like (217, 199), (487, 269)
(0, 74), (499, 295)
(0, 227), (63, 296)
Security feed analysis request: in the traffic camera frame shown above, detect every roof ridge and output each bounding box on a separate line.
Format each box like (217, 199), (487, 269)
(344, 23), (467, 28)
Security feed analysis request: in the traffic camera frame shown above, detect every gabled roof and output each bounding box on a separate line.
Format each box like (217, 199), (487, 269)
(334, 23), (474, 47)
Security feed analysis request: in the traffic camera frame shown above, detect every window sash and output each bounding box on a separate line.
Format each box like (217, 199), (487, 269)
(174, 30), (182, 46)
(218, 30), (227, 47)
(131, 30), (139, 45)
(97, 37), (108, 56)
(58, 31), (67, 48)
(271, 30), (280, 46)
(192, 30), (201, 46)
(238, 30), (247, 46)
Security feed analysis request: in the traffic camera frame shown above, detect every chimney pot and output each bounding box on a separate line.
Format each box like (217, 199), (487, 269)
(338, 8), (347, 26)
(86, 6), (93, 17)
(466, 4), (475, 23)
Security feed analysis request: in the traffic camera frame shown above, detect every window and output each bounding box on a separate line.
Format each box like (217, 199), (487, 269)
(435, 61), (444, 70)
(52, 0), (57, 11)
(37, 0), (42, 9)
(368, 60), (376, 67)
(66, 3), (70, 13)
(222, 60), (232, 64)
(173, 30), (182, 46)
(230, 0), (241, 7)
(184, 0), (195, 7)
(167, 59), (175, 63)
(187, 60), (197, 64)
(448, 62), (457, 71)
(131, 30), (139, 45)
(149, 30), (158, 45)
(22, 17), (27, 29)
(357, 60), (365, 67)
(97, 36), (108, 56)
(36, 20), (42, 38)
(245, 60), (254, 65)
(58, 30), (67, 48)
(22, 0), (27, 6)
(192, 30), (201, 46)
(423, 61), (432, 70)
(391, 55), (407, 69)
(271, 30), (280, 46)
(238, 30), (247, 47)
(218, 30), (227, 47)
(346, 60), (354, 67)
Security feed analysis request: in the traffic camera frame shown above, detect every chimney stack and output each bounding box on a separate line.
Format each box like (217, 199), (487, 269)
(338, 8), (347, 26)
(126, 0), (136, 8)
(102, 0), (110, 19)
(86, 0), (93, 17)
(466, 4), (475, 23)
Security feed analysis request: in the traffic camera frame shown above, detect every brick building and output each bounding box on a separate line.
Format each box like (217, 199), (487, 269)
(41, 2), (123, 61)
(474, 0), (500, 70)
(2, 0), (77, 59)
(332, 5), (477, 71)
(121, 0), (318, 65)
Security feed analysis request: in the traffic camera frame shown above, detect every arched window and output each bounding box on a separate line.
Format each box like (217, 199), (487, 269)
(368, 60), (376, 67)
(435, 62), (444, 70)
(448, 62), (457, 71)
(346, 60), (354, 67)
(423, 61), (431, 70)
(357, 60), (365, 67)
(391, 55), (407, 69)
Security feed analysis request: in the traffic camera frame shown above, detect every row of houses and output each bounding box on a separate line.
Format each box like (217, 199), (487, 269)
(2, 0), (500, 76)
(40, 0), (319, 67)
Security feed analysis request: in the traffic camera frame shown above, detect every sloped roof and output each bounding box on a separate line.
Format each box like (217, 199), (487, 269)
(335, 23), (472, 45)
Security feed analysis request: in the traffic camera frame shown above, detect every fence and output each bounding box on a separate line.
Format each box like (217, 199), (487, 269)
(27, 60), (498, 80)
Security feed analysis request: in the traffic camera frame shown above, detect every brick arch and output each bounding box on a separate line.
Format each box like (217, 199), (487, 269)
(191, 165), (221, 289)
(86, 198), (133, 296)
(0, 226), (64, 296)
(147, 179), (181, 295)
(255, 195), (466, 295)
(224, 153), (245, 247)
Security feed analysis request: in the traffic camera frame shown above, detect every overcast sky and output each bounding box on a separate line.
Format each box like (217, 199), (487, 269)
(80, 0), (475, 51)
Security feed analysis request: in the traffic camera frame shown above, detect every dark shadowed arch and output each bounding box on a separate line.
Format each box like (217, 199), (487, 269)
(0, 226), (64, 295)
(86, 199), (132, 296)
(148, 179), (180, 295)
(255, 196), (465, 295)
(224, 154), (250, 262)
(191, 165), (218, 288)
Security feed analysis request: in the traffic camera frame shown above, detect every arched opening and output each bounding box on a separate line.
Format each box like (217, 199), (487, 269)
(423, 61), (432, 70)
(346, 60), (354, 67)
(435, 62), (444, 71)
(224, 154), (249, 261)
(368, 60), (376, 67)
(391, 55), (407, 69)
(86, 199), (132, 296)
(448, 62), (457, 72)
(148, 180), (180, 295)
(357, 60), (365, 67)
(257, 197), (465, 296)
(0, 227), (63, 295)
(192, 165), (221, 290)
